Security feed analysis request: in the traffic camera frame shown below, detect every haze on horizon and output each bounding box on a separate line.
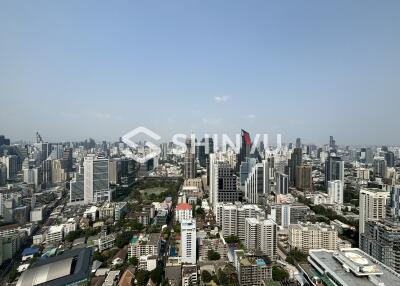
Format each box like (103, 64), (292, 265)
(0, 0), (399, 145)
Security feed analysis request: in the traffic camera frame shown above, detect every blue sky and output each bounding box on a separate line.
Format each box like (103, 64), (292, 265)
(0, 0), (399, 145)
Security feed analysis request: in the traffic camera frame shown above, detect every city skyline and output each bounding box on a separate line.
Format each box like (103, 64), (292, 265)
(1, 1), (400, 145)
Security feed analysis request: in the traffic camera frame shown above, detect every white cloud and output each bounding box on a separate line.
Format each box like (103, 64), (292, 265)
(214, 95), (230, 102)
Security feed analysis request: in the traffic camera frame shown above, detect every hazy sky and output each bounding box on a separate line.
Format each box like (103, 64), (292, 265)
(0, 0), (399, 145)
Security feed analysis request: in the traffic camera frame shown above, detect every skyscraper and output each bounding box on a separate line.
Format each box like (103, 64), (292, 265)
(290, 148), (302, 186)
(62, 147), (73, 172)
(360, 186), (400, 273)
(295, 165), (312, 190)
(295, 137), (301, 149)
(181, 219), (196, 264)
(373, 157), (387, 178)
(384, 151), (395, 167)
(276, 172), (289, 195)
(83, 155), (111, 204)
(325, 155), (344, 186)
(245, 160), (269, 204)
(236, 129), (252, 171)
(327, 180), (343, 205)
(183, 138), (196, 179)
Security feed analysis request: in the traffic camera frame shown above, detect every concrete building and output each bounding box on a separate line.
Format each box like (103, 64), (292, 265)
(245, 160), (269, 204)
(325, 155), (344, 185)
(128, 233), (160, 259)
(183, 138), (196, 179)
(181, 219), (196, 264)
(46, 225), (64, 244)
(373, 157), (387, 178)
(359, 188), (389, 234)
(175, 203), (193, 223)
(300, 248), (400, 286)
(295, 165), (312, 190)
(269, 203), (311, 228)
(327, 180), (344, 205)
(276, 172), (289, 195)
(288, 223), (338, 252)
(238, 256), (272, 286)
(83, 155), (111, 204)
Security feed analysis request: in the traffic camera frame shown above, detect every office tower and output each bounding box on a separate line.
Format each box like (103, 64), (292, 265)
(183, 138), (196, 179)
(276, 172), (289, 195)
(295, 165), (312, 190)
(119, 158), (136, 187)
(108, 159), (118, 185)
(295, 137), (301, 148)
(70, 167), (84, 204)
(0, 135), (11, 146)
(181, 219), (196, 264)
(34, 142), (51, 162)
(327, 180), (344, 205)
(239, 158), (257, 186)
(197, 137), (213, 168)
(62, 147), (73, 172)
(245, 160), (269, 204)
(359, 188), (389, 234)
(290, 147), (302, 186)
(349, 149), (359, 162)
(384, 151), (395, 167)
(325, 155), (344, 185)
(83, 155), (111, 204)
(360, 186), (400, 273)
(329, 136), (336, 151)
(373, 157), (387, 178)
(1, 155), (17, 180)
(360, 148), (374, 165)
(23, 166), (42, 188)
(51, 159), (65, 184)
(237, 129), (252, 171)
(41, 159), (52, 188)
(209, 155), (239, 210)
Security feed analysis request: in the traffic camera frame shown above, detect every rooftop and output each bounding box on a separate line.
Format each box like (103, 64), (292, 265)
(306, 248), (400, 286)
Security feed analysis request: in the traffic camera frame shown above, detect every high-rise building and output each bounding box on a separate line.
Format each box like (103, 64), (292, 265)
(327, 180), (343, 205)
(83, 155), (111, 204)
(70, 166), (84, 204)
(373, 157), (387, 178)
(290, 148), (302, 186)
(329, 135), (336, 151)
(0, 163), (7, 186)
(269, 203), (311, 228)
(325, 155), (344, 185)
(0, 135), (11, 146)
(237, 129), (252, 171)
(295, 137), (301, 148)
(62, 147), (73, 172)
(295, 165), (312, 190)
(197, 137), (213, 168)
(384, 151), (395, 168)
(244, 218), (277, 260)
(209, 155), (240, 210)
(245, 160), (269, 204)
(360, 186), (400, 273)
(359, 188), (389, 234)
(239, 158), (257, 186)
(276, 172), (289, 195)
(181, 219), (196, 264)
(1, 155), (17, 180)
(360, 148), (374, 165)
(183, 138), (196, 179)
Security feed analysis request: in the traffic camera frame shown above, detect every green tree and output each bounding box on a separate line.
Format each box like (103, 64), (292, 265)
(272, 266), (289, 281)
(207, 249), (221, 261)
(93, 251), (106, 262)
(150, 266), (163, 284)
(201, 270), (212, 283)
(116, 231), (133, 248)
(135, 270), (150, 286)
(129, 256), (138, 266)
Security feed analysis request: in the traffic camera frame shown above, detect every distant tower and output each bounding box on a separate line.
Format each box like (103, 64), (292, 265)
(181, 219), (196, 264)
(183, 138), (196, 179)
(83, 155), (110, 204)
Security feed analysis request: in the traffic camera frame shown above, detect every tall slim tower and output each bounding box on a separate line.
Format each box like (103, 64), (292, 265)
(184, 138), (196, 179)
(359, 188), (389, 234)
(181, 219), (196, 264)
